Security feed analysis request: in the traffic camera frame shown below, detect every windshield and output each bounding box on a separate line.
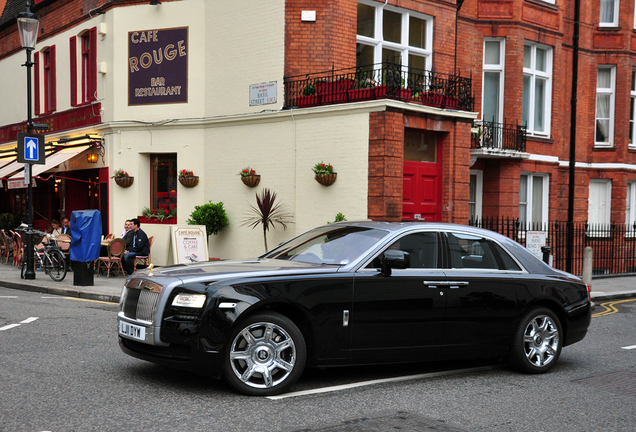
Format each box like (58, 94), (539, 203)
(263, 226), (389, 265)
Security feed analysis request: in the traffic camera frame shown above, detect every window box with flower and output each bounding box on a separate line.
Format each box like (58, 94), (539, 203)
(239, 167), (260, 187)
(112, 169), (134, 188)
(178, 169), (199, 188)
(312, 162), (337, 186)
(139, 207), (177, 224)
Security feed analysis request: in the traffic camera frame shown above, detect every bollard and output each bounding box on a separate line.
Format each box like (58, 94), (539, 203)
(582, 246), (593, 286)
(541, 246), (552, 265)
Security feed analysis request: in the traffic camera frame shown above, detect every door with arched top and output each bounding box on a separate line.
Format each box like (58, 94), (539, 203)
(402, 129), (442, 222)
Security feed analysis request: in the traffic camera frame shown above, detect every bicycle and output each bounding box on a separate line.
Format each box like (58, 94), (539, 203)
(19, 230), (67, 282)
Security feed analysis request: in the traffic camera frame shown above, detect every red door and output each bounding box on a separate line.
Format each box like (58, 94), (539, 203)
(402, 130), (442, 222)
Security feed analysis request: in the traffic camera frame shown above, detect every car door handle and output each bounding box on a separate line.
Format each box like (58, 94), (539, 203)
(423, 281), (469, 289)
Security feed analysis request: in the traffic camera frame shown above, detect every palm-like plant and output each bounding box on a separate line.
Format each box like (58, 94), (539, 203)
(241, 188), (293, 252)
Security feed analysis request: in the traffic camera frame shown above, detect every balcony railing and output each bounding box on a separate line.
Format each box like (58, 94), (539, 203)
(471, 120), (527, 152)
(283, 63), (474, 111)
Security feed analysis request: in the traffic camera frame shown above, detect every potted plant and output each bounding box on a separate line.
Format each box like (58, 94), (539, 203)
(187, 201), (230, 238)
(312, 161), (337, 186)
(178, 169), (199, 187)
(349, 77), (376, 101)
(297, 82), (319, 107)
(112, 169), (134, 188)
(239, 167), (261, 187)
(240, 188), (293, 252)
(140, 207), (177, 224)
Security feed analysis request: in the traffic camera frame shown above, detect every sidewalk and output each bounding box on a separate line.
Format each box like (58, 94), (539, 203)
(0, 261), (633, 303)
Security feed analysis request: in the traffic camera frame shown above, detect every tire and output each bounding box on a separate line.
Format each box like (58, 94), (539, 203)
(45, 249), (67, 282)
(509, 307), (562, 374)
(223, 312), (306, 396)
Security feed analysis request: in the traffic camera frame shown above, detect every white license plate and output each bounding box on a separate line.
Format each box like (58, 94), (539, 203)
(119, 321), (146, 341)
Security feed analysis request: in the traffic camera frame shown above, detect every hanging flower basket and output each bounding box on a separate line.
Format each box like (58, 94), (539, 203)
(241, 174), (261, 187)
(179, 176), (199, 188)
(114, 176), (134, 188)
(315, 173), (337, 186)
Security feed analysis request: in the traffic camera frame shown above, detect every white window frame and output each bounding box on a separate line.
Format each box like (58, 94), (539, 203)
(627, 181), (636, 233)
(469, 170), (483, 222)
(631, 69), (636, 149)
(600, 0), (620, 27)
(482, 38), (505, 124)
(595, 65), (616, 148)
(522, 42), (552, 138)
(588, 179), (612, 226)
(519, 173), (549, 230)
(356, 0), (433, 72)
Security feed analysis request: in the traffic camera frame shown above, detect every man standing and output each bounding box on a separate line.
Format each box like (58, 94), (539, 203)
(61, 217), (71, 235)
(122, 218), (149, 275)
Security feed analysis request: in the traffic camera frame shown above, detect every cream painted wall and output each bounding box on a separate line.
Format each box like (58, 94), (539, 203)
(205, 0), (285, 116)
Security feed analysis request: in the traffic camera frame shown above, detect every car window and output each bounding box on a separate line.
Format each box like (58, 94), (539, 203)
(491, 242), (522, 271)
(366, 232), (439, 269)
(447, 232), (499, 270)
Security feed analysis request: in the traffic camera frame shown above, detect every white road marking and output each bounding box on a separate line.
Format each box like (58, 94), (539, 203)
(266, 365), (500, 400)
(0, 324), (21, 331)
(0, 296), (18, 298)
(621, 345), (636, 350)
(20, 317), (38, 324)
(1, 317), (39, 331)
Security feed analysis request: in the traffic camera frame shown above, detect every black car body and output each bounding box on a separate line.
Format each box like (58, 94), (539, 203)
(118, 222), (591, 395)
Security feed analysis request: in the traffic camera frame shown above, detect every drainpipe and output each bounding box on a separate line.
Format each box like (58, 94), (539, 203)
(455, 0), (465, 73)
(567, 0), (580, 274)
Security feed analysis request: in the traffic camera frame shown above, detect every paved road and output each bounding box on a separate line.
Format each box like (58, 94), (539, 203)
(1, 288), (635, 431)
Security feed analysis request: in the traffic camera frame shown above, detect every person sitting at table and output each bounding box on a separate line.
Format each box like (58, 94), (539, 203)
(61, 217), (70, 235)
(121, 220), (134, 248)
(122, 218), (149, 276)
(49, 220), (62, 239)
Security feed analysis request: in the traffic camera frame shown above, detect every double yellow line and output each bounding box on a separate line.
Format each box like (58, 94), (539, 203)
(592, 298), (636, 317)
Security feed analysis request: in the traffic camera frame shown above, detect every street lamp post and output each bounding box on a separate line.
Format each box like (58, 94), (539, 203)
(17, 2), (39, 280)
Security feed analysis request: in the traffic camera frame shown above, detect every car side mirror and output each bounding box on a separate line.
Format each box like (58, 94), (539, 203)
(379, 250), (410, 276)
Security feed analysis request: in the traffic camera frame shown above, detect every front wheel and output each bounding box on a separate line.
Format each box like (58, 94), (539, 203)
(508, 307), (562, 374)
(44, 249), (67, 282)
(223, 312), (306, 396)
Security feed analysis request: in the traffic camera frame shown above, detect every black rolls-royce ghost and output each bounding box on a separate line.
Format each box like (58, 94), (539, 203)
(118, 222), (591, 395)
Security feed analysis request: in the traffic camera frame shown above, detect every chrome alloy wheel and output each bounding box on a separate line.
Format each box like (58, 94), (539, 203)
(522, 314), (560, 368)
(229, 321), (297, 389)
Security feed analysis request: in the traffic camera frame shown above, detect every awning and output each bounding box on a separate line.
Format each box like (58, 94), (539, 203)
(8, 145), (90, 180)
(0, 159), (25, 180)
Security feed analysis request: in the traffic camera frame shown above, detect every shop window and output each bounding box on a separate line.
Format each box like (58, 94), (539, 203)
(151, 154), (177, 216)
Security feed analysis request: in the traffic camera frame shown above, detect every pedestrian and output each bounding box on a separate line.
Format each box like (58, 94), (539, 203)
(121, 220), (134, 248)
(122, 218), (149, 275)
(61, 217), (71, 235)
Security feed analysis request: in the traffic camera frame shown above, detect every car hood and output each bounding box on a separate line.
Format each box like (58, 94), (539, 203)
(133, 258), (342, 285)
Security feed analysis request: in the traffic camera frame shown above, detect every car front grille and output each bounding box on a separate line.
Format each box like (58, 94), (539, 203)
(120, 278), (162, 323)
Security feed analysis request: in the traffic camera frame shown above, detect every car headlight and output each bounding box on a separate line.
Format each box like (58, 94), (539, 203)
(171, 293), (206, 308)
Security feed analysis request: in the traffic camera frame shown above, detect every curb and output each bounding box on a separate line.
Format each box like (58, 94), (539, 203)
(1, 280), (120, 303)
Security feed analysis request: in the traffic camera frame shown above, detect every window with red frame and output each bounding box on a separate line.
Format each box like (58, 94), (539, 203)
(81, 29), (97, 103)
(43, 46), (57, 113)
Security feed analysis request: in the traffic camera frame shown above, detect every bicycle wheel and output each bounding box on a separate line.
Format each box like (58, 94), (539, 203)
(44, 249), (67, 282)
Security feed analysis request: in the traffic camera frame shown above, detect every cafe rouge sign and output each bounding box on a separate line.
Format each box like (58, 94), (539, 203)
(128, 27), (188, 106)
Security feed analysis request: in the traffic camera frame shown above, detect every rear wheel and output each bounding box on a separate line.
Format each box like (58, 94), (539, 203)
(223, 312), (306, 396)
(44, 249), (67, 282)
(509, 307), (562, 373)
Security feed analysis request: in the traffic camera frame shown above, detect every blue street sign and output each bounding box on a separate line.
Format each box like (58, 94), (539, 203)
(17, 132), (45, 165)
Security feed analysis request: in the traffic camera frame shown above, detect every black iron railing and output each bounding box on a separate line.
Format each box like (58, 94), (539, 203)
(283, 63), (474, 111)
(470, 216), (636, 277)
(471, 120), (527, 152)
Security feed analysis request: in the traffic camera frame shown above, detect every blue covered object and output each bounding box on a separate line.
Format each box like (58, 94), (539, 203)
(70, 210), (102, 262)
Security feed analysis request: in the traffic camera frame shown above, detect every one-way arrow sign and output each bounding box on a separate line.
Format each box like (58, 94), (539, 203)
(17, 132), (45, 165)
